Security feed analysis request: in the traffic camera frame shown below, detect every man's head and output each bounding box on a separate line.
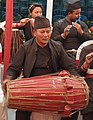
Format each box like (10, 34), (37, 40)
(66, 0), (81, 22)
(34, 16), (51, 47)
(28, 3), (43, 18)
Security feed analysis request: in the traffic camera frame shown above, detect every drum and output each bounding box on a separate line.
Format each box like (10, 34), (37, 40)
(0, 83), (7, 120)
(2, 29), (23, 61)
(6, 72), (89, 117)
(11, 29), (23, 61)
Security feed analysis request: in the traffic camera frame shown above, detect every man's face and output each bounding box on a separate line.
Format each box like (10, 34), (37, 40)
(34, 27), (51, 47)
(70, 8), (81, 22)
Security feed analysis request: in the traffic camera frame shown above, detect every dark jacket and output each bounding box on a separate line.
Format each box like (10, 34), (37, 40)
(78, 44), (93, 114)
(19, 21), (33, 41)
(6, 38), (78, 79)
(51, 18), (93, 50)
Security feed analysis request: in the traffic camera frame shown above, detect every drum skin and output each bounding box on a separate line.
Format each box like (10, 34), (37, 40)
(6, 71), (89, 117)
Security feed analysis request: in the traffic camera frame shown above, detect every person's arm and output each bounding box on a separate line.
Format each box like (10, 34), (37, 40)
(2, 44), (26, 93)
(73, 21), (93, 41)
(12, 18), (34, 31)
(12, 22), (26, 28)
(51, 21), (64, 42)
(51, 19), (70, 42)
(78, 47), (93, 76)
(2, 75), (13, 93)
(12, 18), (30, 28)
(51, 20), (73, 43)
(6, 45), (26, 78)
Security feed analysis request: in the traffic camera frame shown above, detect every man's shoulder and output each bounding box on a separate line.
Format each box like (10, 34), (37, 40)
(24, 38), (34, 45)
(22, 38), (35, 50)
(50, 39), (62, 45)
(54, 18), (65, 26)
(57, 18), (65, 23)
(50, 39), (63, 49)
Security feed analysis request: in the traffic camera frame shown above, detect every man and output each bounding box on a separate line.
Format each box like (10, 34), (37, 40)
(3, 16), (79, 120)
(51, 0), (93, 60)
(78, 44), (93, 120)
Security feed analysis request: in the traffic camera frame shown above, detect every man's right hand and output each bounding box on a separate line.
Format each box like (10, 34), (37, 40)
(2, 79), (9, 95)
(85, 52), (93, 64)
(2, 75), (12, 95)
(82, 52), (93, 70)
(61, 25), (72, 39)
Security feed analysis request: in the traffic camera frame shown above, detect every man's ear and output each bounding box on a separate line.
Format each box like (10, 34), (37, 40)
(68, 12), (72, 18)
(68, 12), (71, 16)
(33, 30), (36, 37)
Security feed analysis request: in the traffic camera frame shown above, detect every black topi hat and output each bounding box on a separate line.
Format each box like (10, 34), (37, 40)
(34, 16), (51, 30)
(66, 0), (81, 11)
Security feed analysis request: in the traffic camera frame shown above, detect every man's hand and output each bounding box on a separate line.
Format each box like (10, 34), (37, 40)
(61, 25), (72, 39)
(20, 18), (30, 23)
(2, 79), (9, 95)
(85, 52), (93, 64)
(2, 75), (12, 95)
(82, 52), (93, 70)
(72, 22), (84, 35)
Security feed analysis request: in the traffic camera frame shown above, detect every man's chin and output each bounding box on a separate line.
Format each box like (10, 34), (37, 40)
(72, 19), (76, 22)
(42, 41), (49, 45)
(43, 40), (49, 43)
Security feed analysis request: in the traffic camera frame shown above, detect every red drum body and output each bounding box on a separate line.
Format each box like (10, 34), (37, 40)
(7, 74), (89, 117)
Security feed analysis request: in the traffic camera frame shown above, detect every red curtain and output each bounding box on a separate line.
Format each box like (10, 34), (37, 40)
(4, 0), (13, 75)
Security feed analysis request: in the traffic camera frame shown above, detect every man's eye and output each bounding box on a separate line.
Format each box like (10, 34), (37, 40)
(40, 31), (44, 33)
(47, 31), (50, 33)
(35, 12), (38, 14)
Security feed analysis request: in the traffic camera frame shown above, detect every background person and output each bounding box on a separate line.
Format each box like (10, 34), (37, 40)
(12, 2), (43, 42)
(51, 0), (93, 60)
(78, 44), (93, 120)
(3, 16), (79, 120)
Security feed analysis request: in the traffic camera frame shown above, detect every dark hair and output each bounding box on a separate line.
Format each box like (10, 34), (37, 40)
(34, 16), (50, 30)
(66, 1), (81, 14)
(66, 9), (73, 15)
(28, 2), (43, 14)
